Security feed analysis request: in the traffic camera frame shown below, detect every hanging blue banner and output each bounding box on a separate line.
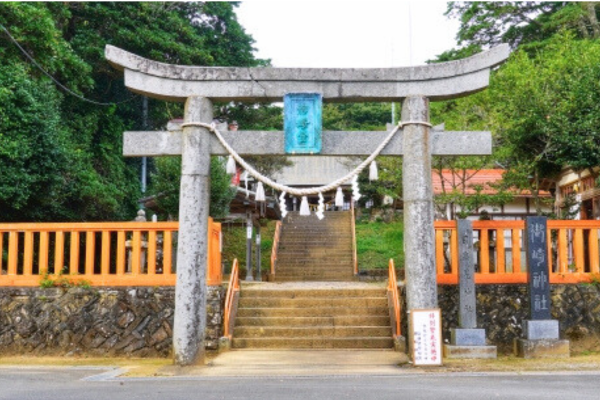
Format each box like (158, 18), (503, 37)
(284, 93), (322, 154)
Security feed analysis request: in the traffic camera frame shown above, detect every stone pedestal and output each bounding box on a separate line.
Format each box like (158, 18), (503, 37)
(514, 339), (570, 359)
(514, 319), (570, 358)
(451, 328), (486, 345)
(444, 328), (497, 359)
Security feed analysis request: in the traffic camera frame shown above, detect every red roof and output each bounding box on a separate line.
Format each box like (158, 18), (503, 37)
(432, 169), (550, 197)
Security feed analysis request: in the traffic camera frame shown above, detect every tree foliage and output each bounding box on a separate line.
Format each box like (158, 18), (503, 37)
(0, 2), (259, 221)
(432, 31), (600, 215)
(445, 2), (600, 51)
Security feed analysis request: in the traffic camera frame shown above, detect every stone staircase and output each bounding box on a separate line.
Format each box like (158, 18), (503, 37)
(273, 211), (355, 282)
(232, 284), (393, 349)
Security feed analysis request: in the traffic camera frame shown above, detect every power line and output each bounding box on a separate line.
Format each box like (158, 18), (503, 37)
(0, 23), (139, 107)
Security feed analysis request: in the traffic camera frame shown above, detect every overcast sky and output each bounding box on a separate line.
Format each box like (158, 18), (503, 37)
(236, 1), (460, 68)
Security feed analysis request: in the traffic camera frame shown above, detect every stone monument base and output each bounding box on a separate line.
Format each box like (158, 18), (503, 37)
(451, 328), (486, 346)
(523, 319), (559, 340)
(444, 328), (497, 359)
(444, 344), (497, 359)
(515, 319), (569, 358)
(514, 338), (570, 359)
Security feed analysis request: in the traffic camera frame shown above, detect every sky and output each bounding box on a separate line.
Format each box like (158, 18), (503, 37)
(236, 1), (460, 68)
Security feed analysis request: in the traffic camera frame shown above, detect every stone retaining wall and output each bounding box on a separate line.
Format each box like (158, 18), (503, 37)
(401, 284), (600, 353)
(0, 286), (224, 357)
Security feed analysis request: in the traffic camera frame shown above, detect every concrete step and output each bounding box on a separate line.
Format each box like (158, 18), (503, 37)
(274, 277), (355, 282)
(232, 337), (394, 349)
(236, 306), (389, 318)
(234, 326), (392, 338)
(272, 273), (355, 281)
(275, 261), (353, 267)
(280, 234), (352, 239)
(234, 315), (391, 327)
(274, 265), (353, 269)
(238, 297), (388, 308)
(273, 267), (354, 272)
(240, 288), (385, 298)
(276, 252), (352, 258)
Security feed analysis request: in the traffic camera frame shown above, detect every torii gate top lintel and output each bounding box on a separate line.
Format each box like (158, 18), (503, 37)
(105, 44), (509, 103)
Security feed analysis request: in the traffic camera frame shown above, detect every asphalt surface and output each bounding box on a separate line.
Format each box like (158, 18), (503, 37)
(1, 367), (599, 400)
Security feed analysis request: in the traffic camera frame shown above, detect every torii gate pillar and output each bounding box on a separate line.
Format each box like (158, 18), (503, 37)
(402, 96), (437, 311)
(172, 96), (212, 365)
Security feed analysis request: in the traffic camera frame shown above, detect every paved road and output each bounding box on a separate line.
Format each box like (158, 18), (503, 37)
(1, 368), (599, 400)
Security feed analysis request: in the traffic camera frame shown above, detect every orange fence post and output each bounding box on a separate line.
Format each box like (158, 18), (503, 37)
(69, 231), (80, 274)
(85, 231), (95, 276)
(55, 231), (64, 273)
(479, 228), (490, 274)
(207, 218), (223, 286)
(589, 228), (599, 274)
(573, 229), (584, 273)
(101, 231), (110, 276)
(23, 231), (34, 276)
(131, 231), (141, 275)
(116, 230), (126, 275)
(511, 229), (521, 273)
(557, 228), (568, 273)
(0, 232), (4, 271)
(7, 231), (18, 276)
(39, 231), (49, 273)
(163, 230), (173, 274)
(147, 230), (157, 275)
(496, 228), (506, 274)
(450, 228), (459, 274)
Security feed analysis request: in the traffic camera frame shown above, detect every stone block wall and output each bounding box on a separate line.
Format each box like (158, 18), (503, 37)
(401, 284), (600, 353)
(0, 286), (225, 357)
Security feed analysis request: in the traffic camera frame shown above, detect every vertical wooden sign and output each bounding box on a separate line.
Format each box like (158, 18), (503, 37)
(284, 93), (322, 154)
(410, 309), (443, 366)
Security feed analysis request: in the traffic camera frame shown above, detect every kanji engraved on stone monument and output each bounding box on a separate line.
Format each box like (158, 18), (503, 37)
(525, 216), (551, 320)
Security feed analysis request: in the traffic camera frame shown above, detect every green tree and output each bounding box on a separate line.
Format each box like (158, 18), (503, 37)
(150, 157), (236, 220)
(0, 2), (260, 222)
(489, 33), (600, 212)
(445, 2), (600, 50)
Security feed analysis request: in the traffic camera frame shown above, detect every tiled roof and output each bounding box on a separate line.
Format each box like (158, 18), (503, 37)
(432, 169), (551, 197)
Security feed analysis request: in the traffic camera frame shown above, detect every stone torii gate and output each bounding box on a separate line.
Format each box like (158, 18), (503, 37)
(106, 44), (509, 365)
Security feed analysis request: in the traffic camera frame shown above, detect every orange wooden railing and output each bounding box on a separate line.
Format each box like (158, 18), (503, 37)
(387, 259), (402, 337)
(351, 201), (358, 275)
(270, 221), (282, 276)
(223, 258), (240, 339)
(435, 220), (600, 284)
(0, 219), (222, 287)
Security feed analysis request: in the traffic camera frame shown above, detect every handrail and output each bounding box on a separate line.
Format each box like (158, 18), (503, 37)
(0, 220), (222, 287)
(351, 201), (358, 275)
(223, 258), (240, 339)
(435, 219), (600, 285)
(388, 259), (401, 337)
(270, 221), (282, 276)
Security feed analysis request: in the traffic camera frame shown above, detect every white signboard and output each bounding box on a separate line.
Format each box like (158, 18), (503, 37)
(410, 309), (443, 366)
